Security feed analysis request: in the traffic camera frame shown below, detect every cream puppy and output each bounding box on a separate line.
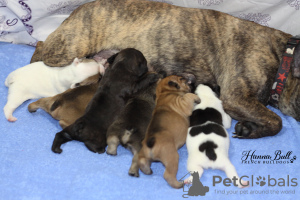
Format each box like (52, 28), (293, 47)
(185, 84), (248, 188)
(4, 58), (104, 122)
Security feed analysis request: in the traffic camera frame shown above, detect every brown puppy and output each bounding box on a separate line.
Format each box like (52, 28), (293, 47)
(30, 0), (300, 139)
(138, 75), (200, 189)
(27, 75), (100, 128)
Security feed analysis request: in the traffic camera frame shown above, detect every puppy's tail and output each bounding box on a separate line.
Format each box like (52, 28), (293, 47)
(199, 141), (218, 161)
(4, 73), (13, 87)
(146, 136), (156, 148)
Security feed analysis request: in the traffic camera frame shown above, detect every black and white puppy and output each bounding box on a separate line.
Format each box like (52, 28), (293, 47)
(51, 48), (158, 154)
(185, 84), (248, 188)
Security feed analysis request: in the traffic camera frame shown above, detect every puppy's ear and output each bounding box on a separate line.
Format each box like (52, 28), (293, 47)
(168, 81), (180, 89)
(73, 58), (80, 66)
(107, 53), (119, 64)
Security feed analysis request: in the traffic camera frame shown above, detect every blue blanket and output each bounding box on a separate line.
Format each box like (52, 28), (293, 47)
(0, 42), (299, 200)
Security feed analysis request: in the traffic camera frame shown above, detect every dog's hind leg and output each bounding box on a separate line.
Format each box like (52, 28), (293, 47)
(28, 97), (53, 113)
(221, 158), (249, 188)
(128, 152), (140, 177)
(160, 147), (183, 189)
(185, 159), (204, 184)
(4, 91), (34, 122)
(52, 129), (73, 153)
(106, 135), (120, 155)
(222, 97), (282, 138)
(138, 147), (153, 175)
(128, 142), (142, 177)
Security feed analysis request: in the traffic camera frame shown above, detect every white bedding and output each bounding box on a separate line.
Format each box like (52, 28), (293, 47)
(0, 0), (300, 46)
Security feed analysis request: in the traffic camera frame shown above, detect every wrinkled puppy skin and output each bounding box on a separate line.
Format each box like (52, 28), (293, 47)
(106, 72), (161, 177)
(138, 75), (200, 189)
(51, 48), (159, 154)
(33, 0), (300, 138)
(28, 76), (100, 128)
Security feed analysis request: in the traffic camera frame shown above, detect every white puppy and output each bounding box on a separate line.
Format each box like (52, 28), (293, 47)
(185, 84), (248, 188)
(4, 58), (104, 122)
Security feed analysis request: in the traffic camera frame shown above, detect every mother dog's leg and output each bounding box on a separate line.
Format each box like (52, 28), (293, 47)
(222, 96), (282, 138)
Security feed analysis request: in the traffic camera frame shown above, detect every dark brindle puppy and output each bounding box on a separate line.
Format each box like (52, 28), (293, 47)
(106, 72), (161, 177)
(51, 48), (158, 153)
(31, 0), (300, 138)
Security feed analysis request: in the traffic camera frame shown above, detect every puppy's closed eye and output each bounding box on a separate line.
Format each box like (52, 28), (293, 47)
(168, 81), (180, 89)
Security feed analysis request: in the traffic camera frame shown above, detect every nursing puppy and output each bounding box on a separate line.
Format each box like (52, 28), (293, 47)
(4, 58), (104, 122)
(106, 72), (160, 177)
(51, 48), (158, 154)
(27, 49), (117, 128)
(31, 0), (300, 139)
(27, 76), (100, 128)
(138, 75), (200, 189)
(185, 84), (248, 188)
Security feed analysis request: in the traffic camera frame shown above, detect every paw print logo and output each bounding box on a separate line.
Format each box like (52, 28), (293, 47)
(256, 176), (266, 186)
(290, 156), (297, 163)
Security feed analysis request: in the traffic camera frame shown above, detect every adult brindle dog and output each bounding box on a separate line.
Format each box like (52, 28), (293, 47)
(31, 0), (300, 139)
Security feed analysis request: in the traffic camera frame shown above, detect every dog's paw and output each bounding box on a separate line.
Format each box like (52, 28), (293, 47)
(139, 158), (153, 175)
(128, 169), (139, 177)
(52, 146), (63, 154)
(28, 103), (38, 113)
(233, 121), (259, 139)
(106, 147), (117, 156)
(184, 176), (193, 184)
(7, 116), (17, 122)
(194, 96), (201, 104)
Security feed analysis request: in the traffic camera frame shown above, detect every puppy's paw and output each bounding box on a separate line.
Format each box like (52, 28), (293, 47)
(7, 116), (17, 122)
(139, 158), (153, 175)
(194, 96), (201, 104)
(169, 180), (184, 189)
(128, 169), (139, 177)
(239, 180), (250, 188)
(233, 121), (259, 139)
(106, 147), (117, 156)
(184, 176), (193, 184)
(52, 146), (63, 154)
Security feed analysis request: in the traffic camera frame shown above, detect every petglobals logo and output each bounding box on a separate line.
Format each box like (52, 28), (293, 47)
(213, 175), (298, 187)
(213, 175), (298, 196)
(241, 150), (296, 164)
(180, 173), (298, 198)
